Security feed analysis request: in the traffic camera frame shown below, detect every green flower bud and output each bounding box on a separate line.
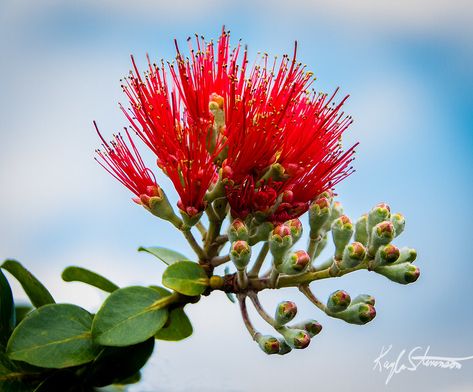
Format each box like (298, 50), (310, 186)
(351, 294), (376, 306)
(180, 209), (204, 228)
(392, 247), (417, 265)
(327, 290), (351, 313)
(277, 338), (292, 355)
(368, 221), (395, 256)
(390, 213), (405, 237)
(340, 242), (366, 269)
(269, 224), (293, 263)
(230, 240), (251, 270)
(275, 301), (298, 325)
(331, 215), (354, 259)
(287, 218), (303, 244)
(277, 326), (311, 349)
(228, 219), (249, 242)
(209, 275), (224, 289)
(368, 203), (391, 233)
(280, 250), (310, 274)
(372, 244), (400, 268)
(354, 214), (369, 245)
(375, 263), (420, 284)
(291, 319), (323, 337)
(256, 334), (281, 355)
(145, 188), (182, 227)
(308, 197), (331, 237)
(335, 302), (376, 325)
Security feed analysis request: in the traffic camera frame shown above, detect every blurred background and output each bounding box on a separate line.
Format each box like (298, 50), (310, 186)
(1, 0), (472, 391)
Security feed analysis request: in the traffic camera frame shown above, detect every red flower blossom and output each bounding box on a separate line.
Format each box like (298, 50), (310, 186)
(94, 122), (160, 206)
(95, 28), (356, 223)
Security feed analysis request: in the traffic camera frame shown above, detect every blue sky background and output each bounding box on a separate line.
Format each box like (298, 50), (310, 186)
(0, 1), (472, 391)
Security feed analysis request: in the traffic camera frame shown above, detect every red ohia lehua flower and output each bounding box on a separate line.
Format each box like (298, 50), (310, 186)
(95, 28), (356, 224)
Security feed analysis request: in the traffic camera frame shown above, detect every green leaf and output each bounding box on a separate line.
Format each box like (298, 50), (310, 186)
(1, 260), (55, 308)
(89, 337), (154, 387)
(62, 266), (119, 293)
(15, 305), (33, 326)
(155, 307), (193, 341)
(162, 261), (209, 296)
(0, 352), (45, 390)
(138, 246), (190, 265)
(7, 304), (99, 368)
(92, 286), (172, 347)
(0, 269), (15, 347)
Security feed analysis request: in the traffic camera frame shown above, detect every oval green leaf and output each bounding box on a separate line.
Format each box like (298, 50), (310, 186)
(0, 269), (15, 347)
(162, 261), (209, 296)
(155, 307), (193, 341)
(92, 286), (171, 347)
(1, 260), (55, 308)
(89, 337), (154, 387)
(7, 304), (99, 368)
(62, 266), (119, 293)
(138, 246), (190, 265)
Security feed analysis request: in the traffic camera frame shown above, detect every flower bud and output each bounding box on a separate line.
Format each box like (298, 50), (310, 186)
(145, 189), (182, 227)
(277, 338), (292, 355)
(390, 213), (405, 237)
(327, 290), (351, 313)
(335, 303), (376, 325)
(209, 275), (224, 289)
(340, 242), (366, 269)
(392, 247), (417, 265)
(269, 224), (293, 263)
(368, 203), (391, 233)
(375, 263), (420, 284)
(230, 240), (251, 270)
(277, 326), (311, 349)
(354, 214), (369, 245)
(180, 209), (204, 228)
(351, 294), (376, 306)
(323, 201), (344, 231)
(368, 221), (395, 256)
(228, 219), (250, 242)
(308, 197), (331, 237)
(256, 334), (280, 355)
(275, 301), (297, 325)
(372, 244), (400, 268)
(286, 218), (303, 244)
(331, 215), (354, 259)
(291, 319), (323, 337)
(280, 250), (310, 274)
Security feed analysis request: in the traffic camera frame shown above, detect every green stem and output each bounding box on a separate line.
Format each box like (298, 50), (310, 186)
(211, 254), (230, 267)
(238, 294), (259, 340)
(247, 243), (269, 278)
(248, 293), (277, 327)
(182, 229), (206, 260)
(299, 285), (326, 312)
(307, 236), (320, 261)
(196, 221), (207, 240)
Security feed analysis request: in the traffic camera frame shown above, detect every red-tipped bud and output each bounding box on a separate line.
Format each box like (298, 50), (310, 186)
(334, 302), (377, 325)
(275, 301), (298, 325)
(256, 334), (280, 355)
(291, 319), (323, 337)
(228, 219), (250, 242)
(331, 215), (354, 259)
(368, 203), (391, 232)
(368, 221), (395, 255)
(230, 240), (251, 269)
(286, 218), (303, 244)
(375, 263), (420, 284)
(281, 250), (310, 274)
(373, 244), (400, 268)
(308, 197), (331, 237)
(340, 242), (366, 269)
(327, 290), (351, 313)
(277, 326), (311, 349)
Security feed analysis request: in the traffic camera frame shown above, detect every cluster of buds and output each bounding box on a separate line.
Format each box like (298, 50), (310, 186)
(93, 28), (420, 356)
